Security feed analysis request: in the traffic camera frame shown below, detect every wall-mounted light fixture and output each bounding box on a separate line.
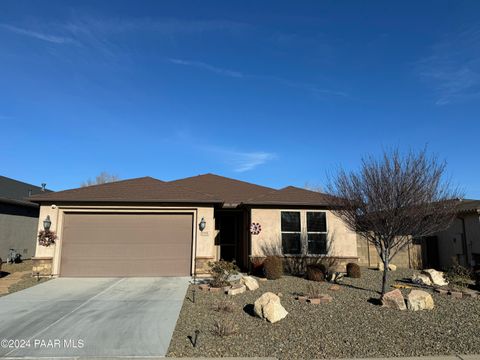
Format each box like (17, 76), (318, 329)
(43, 215), (52, 231)
(199, 217), (206, 231)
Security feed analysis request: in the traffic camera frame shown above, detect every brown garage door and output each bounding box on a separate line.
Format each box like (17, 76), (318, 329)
(60, 213), (193, 277)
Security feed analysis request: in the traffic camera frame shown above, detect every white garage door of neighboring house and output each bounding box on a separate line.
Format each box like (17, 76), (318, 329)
(60, 213), (193, 277)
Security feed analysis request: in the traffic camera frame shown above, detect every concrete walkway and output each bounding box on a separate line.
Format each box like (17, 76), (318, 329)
(0, 277), (189, 358)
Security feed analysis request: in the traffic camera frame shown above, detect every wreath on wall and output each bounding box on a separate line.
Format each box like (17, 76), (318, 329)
(250, 222), (262, 235)
(38, 230), (57, 247)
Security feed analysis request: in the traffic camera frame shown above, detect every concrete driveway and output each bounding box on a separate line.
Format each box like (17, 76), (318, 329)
(0, 277), (189, 358)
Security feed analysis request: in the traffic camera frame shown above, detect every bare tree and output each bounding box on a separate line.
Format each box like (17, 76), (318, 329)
(81, 172), (120, 187)
(327, 148), (461, 298)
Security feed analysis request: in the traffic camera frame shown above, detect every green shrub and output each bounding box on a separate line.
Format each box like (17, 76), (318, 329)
(264, 256), (283, 280)
(208, 260), (239, 288)
(346, 262), (361, 278)
(306, 264), (326, 282)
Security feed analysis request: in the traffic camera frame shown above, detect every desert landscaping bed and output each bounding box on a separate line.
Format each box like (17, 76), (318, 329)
(0, 260), (50, 297)
(167, 268), (480, 359)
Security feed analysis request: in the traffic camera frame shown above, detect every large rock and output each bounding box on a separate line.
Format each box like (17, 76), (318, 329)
(422, 269), (448, 287)
(382, 289), (406, 310)
(407, 289), (434, 311)
(412, 273), (432, 286)
(254, 292), (288, 323)
(227, 284), (246, 295)
(241, 276), (259, 291)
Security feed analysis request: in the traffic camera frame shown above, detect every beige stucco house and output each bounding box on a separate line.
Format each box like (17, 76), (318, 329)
(29, 174), (361, 277)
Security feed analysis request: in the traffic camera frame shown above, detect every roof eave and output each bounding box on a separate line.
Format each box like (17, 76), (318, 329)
(0, 197), (39, 208)
(243, 201), (335, 207)
(29, 198), (223, 205)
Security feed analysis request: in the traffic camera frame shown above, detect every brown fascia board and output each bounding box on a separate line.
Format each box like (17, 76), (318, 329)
(242, 201), (335, 208)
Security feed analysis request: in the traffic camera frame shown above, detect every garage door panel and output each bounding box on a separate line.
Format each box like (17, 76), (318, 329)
(60, 259), (189, 277)
(60, 213), (193, 277)
(62, 243), (192, 259)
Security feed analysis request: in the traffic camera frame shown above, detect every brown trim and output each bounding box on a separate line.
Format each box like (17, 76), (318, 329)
(244, 204), (335, 210)
(32, 200), (221, 205)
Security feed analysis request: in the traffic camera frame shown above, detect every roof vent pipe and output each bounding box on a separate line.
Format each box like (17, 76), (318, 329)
(41, 183), (46, 192)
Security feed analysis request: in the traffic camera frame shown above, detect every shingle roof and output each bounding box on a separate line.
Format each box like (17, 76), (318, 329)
(28, 173), (338, 207)
(0, 175), (52, 206)
(29, 176), (222, 203)
(0, 175), (51, 200)
(169, 173), (276, 205)
(458, 199), (480, 214)
(244, 186), (337, 206)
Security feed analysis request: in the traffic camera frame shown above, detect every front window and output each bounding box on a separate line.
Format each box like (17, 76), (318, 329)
(281, 211), (301, 254)
(307, 212), (327, 254)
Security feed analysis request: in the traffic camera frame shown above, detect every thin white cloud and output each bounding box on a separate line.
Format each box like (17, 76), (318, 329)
(417, 27), (480, 105)
(167, 58), (348, 97)
(0, 24), (75, 44)
(201, 145), (276, 172)
(233, 151), (276, 172)
(168, 58), (244, 78)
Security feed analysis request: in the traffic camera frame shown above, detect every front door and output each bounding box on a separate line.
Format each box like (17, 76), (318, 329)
(215, 210), (246, 269)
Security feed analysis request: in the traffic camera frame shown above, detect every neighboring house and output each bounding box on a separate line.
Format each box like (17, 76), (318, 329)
(29, 174), (359, 277)
(0, 176), (51, 261)
(434, 199), (480, 269)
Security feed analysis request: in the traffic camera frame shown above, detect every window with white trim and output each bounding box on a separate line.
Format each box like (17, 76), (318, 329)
(306, 212), (327, 255)
(281, 211), (301, 254)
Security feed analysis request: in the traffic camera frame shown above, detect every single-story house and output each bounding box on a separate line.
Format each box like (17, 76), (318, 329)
(0, 176), (51, 261)
(434, 199), (480, 269)
(29, 174), (419, 277)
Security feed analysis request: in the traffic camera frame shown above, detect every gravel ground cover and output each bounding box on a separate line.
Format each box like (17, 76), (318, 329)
(0, 260), (50, 297)
(1, 259), (34, 276)
(4, 273), (50, 296)
(167, 268), (480, 359)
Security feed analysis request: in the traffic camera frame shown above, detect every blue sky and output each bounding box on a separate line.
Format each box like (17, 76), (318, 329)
(1, 1), (479, 197)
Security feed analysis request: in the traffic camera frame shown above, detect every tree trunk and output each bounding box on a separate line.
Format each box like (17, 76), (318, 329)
(381, 257), (389, 298)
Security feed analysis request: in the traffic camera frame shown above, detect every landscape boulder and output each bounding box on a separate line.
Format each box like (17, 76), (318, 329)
(412, 273), (432, 286)
(254, 292), (288, 323)
(382, 289), (406, 310)
(422, 269), (448, 287)
(327, 272), (344, 283)
(407, 289), (434, 311)
(241, 276), (259, 291)
(227, 284), (246, 295)
(378, 263), (397, 271)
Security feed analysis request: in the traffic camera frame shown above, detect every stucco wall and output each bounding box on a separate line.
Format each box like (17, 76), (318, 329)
(356, 234), (422, 269)
(250, 208), (357, 258)
(34, 203), (217, 276)
(435, 213), (480, 268)
(464, 214), (480, 263)
(436, 217), (466, 268)
(0, 203), (39, 260)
